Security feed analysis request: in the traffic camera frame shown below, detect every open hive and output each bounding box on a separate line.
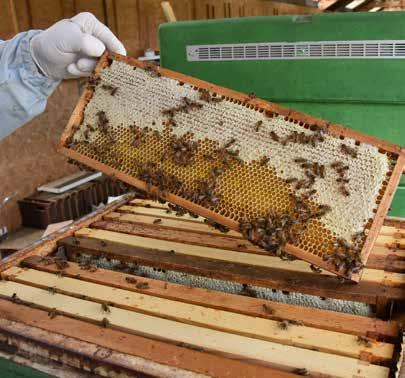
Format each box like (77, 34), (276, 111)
(0, 195), (404, 378)
(60, 53), (405, 281)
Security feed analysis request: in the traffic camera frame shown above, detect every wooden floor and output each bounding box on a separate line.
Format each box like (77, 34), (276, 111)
(0, 197), (403, 378)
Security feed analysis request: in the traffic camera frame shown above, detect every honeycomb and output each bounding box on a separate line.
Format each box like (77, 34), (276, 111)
(62, 55), (399, 279)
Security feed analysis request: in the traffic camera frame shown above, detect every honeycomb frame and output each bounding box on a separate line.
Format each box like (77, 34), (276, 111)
(59, 52), (405, 282)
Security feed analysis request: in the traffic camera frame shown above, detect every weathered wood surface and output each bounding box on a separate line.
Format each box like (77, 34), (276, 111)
(19, 256), (401, 340)
(61, 234), (404, 305)
(3, 266), (394, 362)
(0, 280), (391, 378)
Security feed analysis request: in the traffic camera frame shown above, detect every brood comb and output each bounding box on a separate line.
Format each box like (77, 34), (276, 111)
(60, 53), (405, 281)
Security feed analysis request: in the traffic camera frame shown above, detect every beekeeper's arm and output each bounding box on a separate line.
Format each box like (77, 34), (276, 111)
(0, 12), (126, 140)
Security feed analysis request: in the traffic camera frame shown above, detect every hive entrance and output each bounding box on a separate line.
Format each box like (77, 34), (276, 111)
(60, 53), (404, 281)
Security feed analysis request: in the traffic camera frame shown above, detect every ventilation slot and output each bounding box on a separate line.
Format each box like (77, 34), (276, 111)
(186, 40), (405, 61)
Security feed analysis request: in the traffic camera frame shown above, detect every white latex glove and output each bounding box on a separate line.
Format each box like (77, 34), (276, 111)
(30, 12), (126, 80)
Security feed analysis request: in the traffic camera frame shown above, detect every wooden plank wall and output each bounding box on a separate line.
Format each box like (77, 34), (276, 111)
(0, 0), (320, 55)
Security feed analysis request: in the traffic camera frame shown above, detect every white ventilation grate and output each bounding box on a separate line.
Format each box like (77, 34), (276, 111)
(186, 40), (405, 61)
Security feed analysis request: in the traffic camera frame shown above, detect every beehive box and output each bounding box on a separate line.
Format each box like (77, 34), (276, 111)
(0, 195), (404, 378)
(59, 53), (405, 281)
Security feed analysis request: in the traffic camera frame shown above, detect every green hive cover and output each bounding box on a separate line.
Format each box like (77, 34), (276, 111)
(159, 12), (405, 216)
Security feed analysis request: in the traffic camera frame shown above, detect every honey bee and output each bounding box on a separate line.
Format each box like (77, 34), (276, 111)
(125, 276), (137, 284)
(339, 186), (350, 197)
(88, 77), (101, 90)
(310, 264), (322, 273)
(351, 231), (364, 245)
(96, 111), (109, 133)
(135, 282), (150, 290)
(211, 167), (224, 178)
(101, 317), (110, 328)
(254, 120), (263, 132)
(330, 161), (344, 169)
(341, 144), (358, 158)
(247, 92), (256, 100)
(319, 164), (325, 178)
(240, 284), (256, 298)
(199, 89), (211, 102)
(86, 124), (95, 132)
(278, 320), (289, 330)
(144, 65), (161, 77)
(153, 218), (162, 224)
(100, 240), (107, 247)
(315, 204), (331, 217)
(47, 287), (57, 295)
(294, 157), (308, 164)
(101, 303), (111, 313)
(101, 84), (118, 96)
(40, 256), (54, 265)
(224, 138), (237, 148)
(285, 178), (297, 184)
(54, 257), (69, 270)
(48, 308), (60, 319)
(11, 293), (21, 303)
(203, 153), (215, 161)
(293, 368), (309, 376)
(262, 303), (274, 315)
(357, 336), (372, 347)
(270, 131), (280, 142)
(259, 156), (270, 166)
(301, 189), (317, 199)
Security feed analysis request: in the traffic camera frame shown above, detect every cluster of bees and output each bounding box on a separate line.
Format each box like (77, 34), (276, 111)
(199, 89), (223, 103)
(331, 161), (350, 197)
(166, 203), (199, 219)
(79, 259), (98, 272)
(168, 135), (199, 166)
(40, 254), (69, 271)
(206, 138), (243, 167)
(239, 191), (332, 259)
(130, 125), (148, 148)
(269, 127), (325, 147)
(190, 178), (221, 207)
(286, 158), (326, 192)
(322, 232), (365, 277)
(137, 161), (182, 197)
(161, 96), (204, 127)
(204, 217), (230, 233)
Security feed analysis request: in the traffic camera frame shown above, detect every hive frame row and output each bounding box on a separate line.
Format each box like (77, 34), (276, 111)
(59, 52), (405, 282)
(0, 195), (403, 377)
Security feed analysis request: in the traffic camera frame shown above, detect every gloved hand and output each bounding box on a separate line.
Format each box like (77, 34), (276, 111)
(30, 12), (126, 80)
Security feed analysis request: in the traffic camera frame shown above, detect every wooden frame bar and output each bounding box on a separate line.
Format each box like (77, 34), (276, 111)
(60, 237), (404, 304)
(59, 52), (405, 281)
(19, 257), (400, 340)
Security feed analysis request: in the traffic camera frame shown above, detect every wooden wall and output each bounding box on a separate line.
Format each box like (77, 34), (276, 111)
(0, 0), (319, 234)
(1, 0), (320, 55)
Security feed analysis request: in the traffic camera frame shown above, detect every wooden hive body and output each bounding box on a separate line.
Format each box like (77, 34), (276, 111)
(0, 194), (404, 377)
